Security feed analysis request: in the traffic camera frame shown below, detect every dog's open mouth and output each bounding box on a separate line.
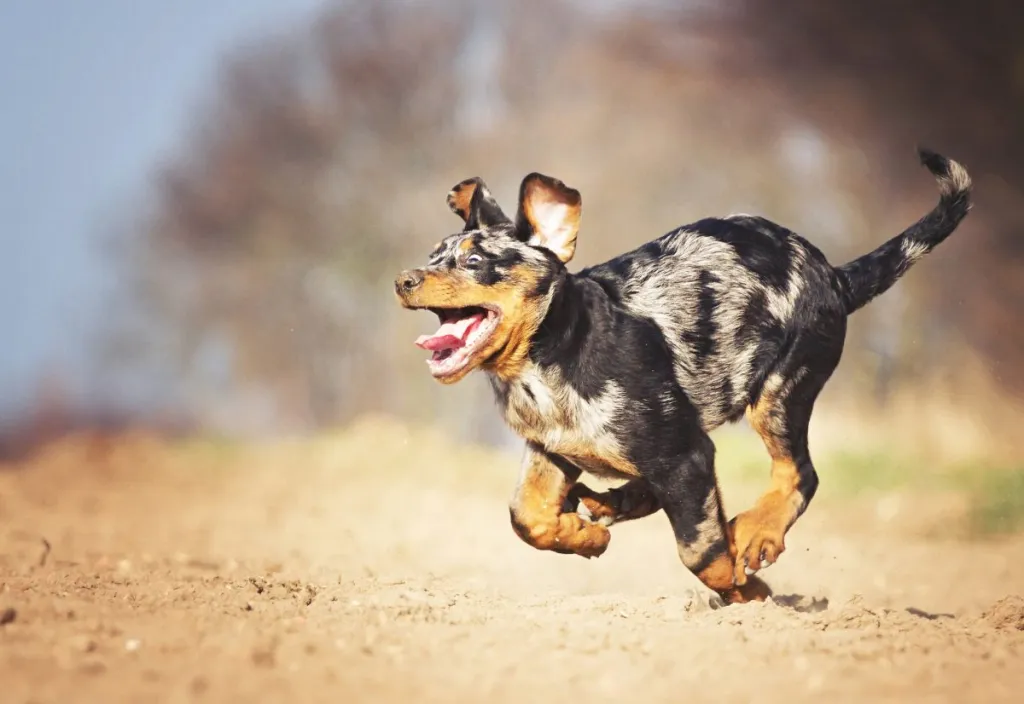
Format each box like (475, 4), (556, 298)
(414, 306), (501, 379)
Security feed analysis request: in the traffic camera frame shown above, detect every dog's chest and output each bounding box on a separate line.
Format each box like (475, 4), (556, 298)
(494, 368), (638, 479)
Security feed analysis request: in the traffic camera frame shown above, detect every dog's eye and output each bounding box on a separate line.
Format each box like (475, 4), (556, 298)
(465, 254), (484, 266)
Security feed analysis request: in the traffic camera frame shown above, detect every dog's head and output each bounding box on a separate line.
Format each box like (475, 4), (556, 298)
(395, 172), (581, 384)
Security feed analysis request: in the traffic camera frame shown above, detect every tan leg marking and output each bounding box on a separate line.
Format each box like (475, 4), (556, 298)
(697, 553), (773, 605)
(508, 448), (611, 558)
(730, 394), (807, 585)
(677, 484), (773, 604)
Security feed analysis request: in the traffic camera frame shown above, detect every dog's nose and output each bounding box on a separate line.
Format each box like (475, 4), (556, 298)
(395, 270), (424, 295)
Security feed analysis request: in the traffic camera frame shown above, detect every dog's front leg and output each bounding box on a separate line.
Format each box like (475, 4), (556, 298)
(508, 444), (611, 559)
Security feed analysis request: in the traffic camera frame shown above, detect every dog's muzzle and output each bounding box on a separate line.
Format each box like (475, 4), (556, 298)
(395, 269), (425, 298)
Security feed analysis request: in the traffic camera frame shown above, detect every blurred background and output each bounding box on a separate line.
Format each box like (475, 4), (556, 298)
(4, 6), (1024, 696)
(2, 0), (1022, 472)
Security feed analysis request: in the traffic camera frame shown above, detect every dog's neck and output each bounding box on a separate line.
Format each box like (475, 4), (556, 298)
(530, 272), (594, 367)
(488, 271), (617, 396)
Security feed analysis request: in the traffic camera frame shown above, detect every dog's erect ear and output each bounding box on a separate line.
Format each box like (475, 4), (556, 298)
(447, 177), (511, 231)
(514, 173), (581, 264)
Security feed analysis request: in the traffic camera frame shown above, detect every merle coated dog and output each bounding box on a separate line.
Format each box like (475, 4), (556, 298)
(394, 149), (972, 604)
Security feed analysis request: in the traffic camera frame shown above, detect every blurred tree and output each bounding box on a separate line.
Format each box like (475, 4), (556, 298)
(100, 0), (584, 437)
(102, 2), (474, 432)
(97, 0), (1023, 454)
(729, 0), (1024, 393)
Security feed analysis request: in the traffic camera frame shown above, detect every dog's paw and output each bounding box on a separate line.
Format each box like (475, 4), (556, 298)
(572, 525), (611, 559)
(729, 510), (786, 584)
(576, 499), (615, 527)
(721, 574), (773, 604)
(558, 512), (612, 559)
(681, 587), (726, 612)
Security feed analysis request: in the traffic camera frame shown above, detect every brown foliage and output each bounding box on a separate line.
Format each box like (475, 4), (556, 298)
(729, 0), (1024, 392)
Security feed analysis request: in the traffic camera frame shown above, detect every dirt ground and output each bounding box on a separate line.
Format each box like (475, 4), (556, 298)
(1, 416), (1022, 704)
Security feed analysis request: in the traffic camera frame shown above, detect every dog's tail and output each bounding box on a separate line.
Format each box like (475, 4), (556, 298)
(836, 148), (972, 315)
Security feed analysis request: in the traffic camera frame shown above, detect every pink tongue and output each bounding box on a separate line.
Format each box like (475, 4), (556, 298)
(415, 313), (484, 351)
(416, 334), (461, 352)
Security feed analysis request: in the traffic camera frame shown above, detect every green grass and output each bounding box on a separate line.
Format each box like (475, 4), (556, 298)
(712, 428), (1024, 538)
(169, 434), (247, 462)
(711, 428), (769, 482)
(713, 429), (923, 496)
(954, 465), (1024, 537)
(816, 449), (923, 497)
(812, 451), (1024, 538)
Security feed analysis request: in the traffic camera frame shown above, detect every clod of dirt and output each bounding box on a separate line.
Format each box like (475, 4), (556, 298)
(981, 595), (1024, 631)
(0, 607), (16, 626)
(826, 595), (883, 630)
(251, 645), (277, 668)
(69, 635), (98, 653)
(772, 594), (830, 613)
(190, 677), (210, 696)
(303, 584), (318, 606)
(80, 660), (106, 676)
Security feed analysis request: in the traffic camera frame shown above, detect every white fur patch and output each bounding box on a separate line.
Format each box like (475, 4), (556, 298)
(497, 365), (634, 479)
(765, 241), (807, 322)
(938, 159), (972, 197)
(901, 237), (931, 265)
(527, 201), (577, 263)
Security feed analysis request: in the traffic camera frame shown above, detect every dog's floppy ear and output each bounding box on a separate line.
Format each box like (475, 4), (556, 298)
(447, 177), (511, 231)
(514, 173), (581, 264)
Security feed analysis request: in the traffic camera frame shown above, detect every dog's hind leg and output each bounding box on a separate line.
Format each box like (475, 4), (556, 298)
(567, 479), (662, 526)
(508, 444), (611, 558)
(645, 429), (772, 605)
(729, 324), (844, 584)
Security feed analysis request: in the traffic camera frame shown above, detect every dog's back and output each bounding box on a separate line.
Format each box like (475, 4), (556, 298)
(578, 149), (971, 435)
(580, 215), (841, 431)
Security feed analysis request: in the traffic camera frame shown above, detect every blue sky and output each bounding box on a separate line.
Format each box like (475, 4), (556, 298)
(0, 0), (326, 414)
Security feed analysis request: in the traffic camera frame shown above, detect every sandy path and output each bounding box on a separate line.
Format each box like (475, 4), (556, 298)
(1, 418), (1022, 703)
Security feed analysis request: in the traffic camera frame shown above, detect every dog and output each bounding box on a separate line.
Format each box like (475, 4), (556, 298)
(393, 148), (972, 605)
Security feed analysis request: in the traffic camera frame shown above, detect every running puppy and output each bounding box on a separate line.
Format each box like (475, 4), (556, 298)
(394, 149), (972, 604)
